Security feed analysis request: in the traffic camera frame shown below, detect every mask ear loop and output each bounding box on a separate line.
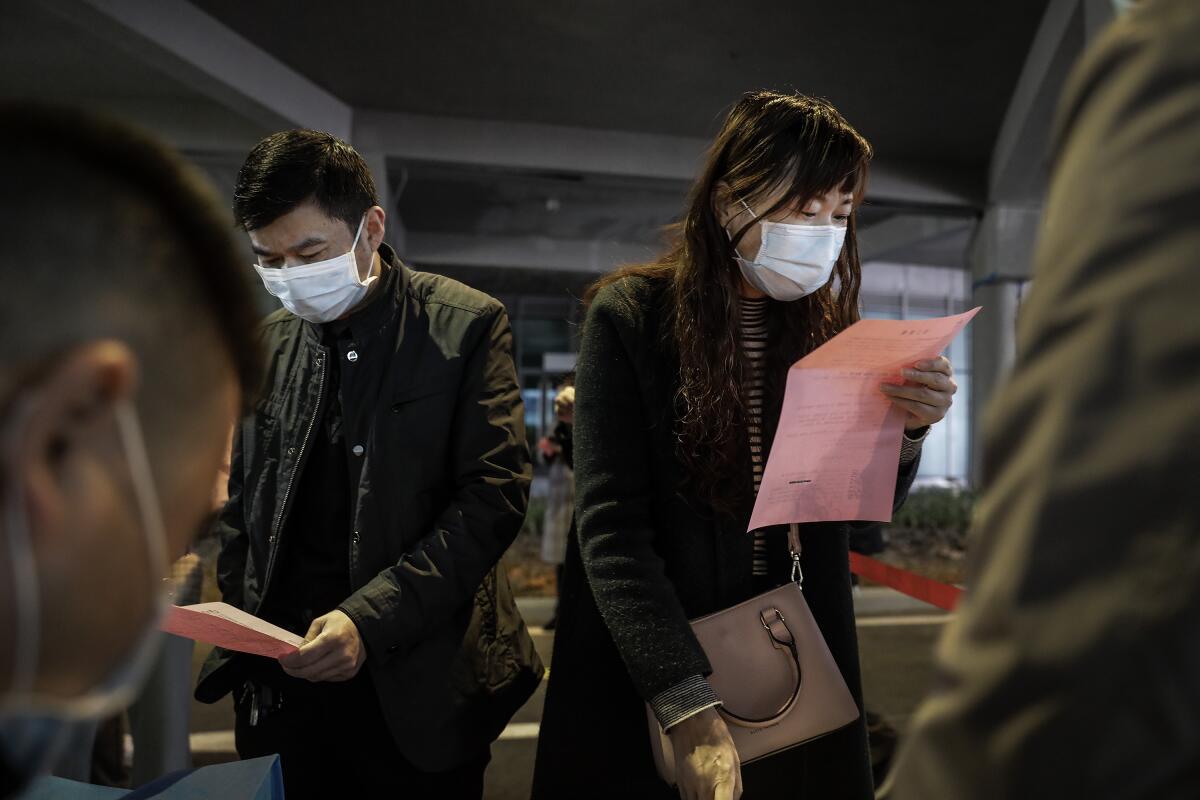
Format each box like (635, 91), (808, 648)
(113, 402), (169, 615)
(726, 196), (766, 268)
(350, 213), (366, 250)
(2, 396), (42, 699)
(738, 197), (759, 221)
(724, 195), (760, 245)
(349, 213), (374, 287)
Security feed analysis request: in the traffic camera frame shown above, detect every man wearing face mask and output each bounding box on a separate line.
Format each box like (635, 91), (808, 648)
(195, 130), (540, 799)
(0, 105), (261, 798)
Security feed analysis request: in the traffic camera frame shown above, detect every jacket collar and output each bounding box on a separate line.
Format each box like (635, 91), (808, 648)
(301, 244), (410, 347)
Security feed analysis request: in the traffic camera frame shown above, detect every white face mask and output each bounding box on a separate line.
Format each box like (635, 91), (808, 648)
(728, 198), (847, 301)
(253, 214), (375, 324)
(1, 399), (170, 728)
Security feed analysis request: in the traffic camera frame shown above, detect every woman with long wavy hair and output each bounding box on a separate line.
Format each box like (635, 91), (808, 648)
(531, 90), (957, 799)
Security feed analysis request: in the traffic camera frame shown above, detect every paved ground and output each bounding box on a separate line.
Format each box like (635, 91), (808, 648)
(185, 588), (949, 799)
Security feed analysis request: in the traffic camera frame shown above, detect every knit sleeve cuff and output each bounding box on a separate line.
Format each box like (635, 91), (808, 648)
(650, 675), (723, 731)
(900, 425), (930, 466)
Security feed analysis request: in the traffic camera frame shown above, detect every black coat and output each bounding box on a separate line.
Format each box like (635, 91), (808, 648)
(196, 247), (542, 771)
(532, 276), (918, 798)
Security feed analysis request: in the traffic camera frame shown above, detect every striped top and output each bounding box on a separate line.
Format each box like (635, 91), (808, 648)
(651, 297), (930, 732)
(741, 296), (772, 577)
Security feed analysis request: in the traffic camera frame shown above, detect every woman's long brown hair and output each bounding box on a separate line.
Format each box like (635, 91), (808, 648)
(587, 91), (872, 514)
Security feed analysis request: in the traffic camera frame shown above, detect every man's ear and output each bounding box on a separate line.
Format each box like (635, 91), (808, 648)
(364, 204), (386, 253)
(8, 341), (139, 546)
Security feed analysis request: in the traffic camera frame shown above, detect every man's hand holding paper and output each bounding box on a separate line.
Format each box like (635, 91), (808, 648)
(162, 602), (304, 660)
(279, 609), (367, 683)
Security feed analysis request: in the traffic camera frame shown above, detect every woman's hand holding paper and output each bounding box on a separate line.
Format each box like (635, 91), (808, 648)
(880, 355), (957, 431)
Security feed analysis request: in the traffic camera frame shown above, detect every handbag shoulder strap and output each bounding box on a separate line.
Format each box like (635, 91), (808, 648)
(788, 523), (803, 586)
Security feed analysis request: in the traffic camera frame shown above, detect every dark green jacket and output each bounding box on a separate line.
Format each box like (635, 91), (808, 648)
(890, 1), (1200, 796)
(196, 246), (542, 771)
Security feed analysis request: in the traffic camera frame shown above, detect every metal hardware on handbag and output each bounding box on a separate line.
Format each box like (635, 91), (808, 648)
(647, 524), (860, 785)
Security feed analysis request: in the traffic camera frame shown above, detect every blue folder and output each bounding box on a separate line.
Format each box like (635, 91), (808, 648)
(21, 756), (284, 800)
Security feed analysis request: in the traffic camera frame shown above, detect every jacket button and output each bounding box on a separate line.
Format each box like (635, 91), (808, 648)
(352, 444), (364, 456)
(287, 446), (296, 456)
(347, 350), (359, 363)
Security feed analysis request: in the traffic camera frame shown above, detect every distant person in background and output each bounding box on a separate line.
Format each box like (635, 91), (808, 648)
(46, 542), (205, 790)
(123, 552), (204, 786)
(121, 441), (234, 786)
(533, 91), (956, 799)
(888, 0), (1200, 796)
(196, 130), (541, 800)
(0, 105), (259, 798)
(538, 376), (575, 630)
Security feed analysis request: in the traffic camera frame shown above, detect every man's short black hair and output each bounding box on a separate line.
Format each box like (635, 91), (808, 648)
(233, 130), (379, 232)
(0, 102), (262, 425)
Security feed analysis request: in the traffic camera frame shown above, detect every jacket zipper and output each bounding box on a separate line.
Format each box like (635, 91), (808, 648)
(258, 347), (327, 611)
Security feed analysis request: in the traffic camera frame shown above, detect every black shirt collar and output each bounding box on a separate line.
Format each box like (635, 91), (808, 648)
(320, 247), (403, 345)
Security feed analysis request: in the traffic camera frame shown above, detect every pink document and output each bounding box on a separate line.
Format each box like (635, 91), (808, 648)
(748, 308), (980, 531)
(162, 602), (305, 659)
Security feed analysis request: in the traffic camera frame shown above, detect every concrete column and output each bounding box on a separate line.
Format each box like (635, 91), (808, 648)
(360, 151), (401, 253)
(967, 0), (1120, 486)
(968, 204), (1040, 483)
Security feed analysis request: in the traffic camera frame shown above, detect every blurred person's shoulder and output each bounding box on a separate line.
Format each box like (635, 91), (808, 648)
(1053, 0), (1200, 150)
(1123, 0), (1200, 49)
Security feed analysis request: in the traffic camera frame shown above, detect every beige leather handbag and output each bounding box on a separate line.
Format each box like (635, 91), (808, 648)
(647, 525), (860, 785)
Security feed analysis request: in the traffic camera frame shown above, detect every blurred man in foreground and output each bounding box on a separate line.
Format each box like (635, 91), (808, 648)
(890, 0), (1200, 795)
(0, 105), (260, 798)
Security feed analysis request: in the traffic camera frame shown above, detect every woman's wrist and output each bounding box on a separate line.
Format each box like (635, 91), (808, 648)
(666, 706), (724, 743)
(653, 675), (722, 731)
(903, 425), (931, 442)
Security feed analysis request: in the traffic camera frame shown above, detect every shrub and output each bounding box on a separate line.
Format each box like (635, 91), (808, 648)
(889, 487), (976, 549)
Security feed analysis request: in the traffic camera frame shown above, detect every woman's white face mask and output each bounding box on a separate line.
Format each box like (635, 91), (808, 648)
(253, 214), (374, 323)
(727, 198), (847, 301)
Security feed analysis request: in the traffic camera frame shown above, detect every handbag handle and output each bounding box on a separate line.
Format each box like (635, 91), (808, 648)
(718, 607), (803, 729)
(788, 523), (803, 586)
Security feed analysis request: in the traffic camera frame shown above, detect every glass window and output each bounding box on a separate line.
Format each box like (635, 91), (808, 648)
(522, 387), (544, 433)
(905, 305), (971, 485)
(515, 317), (571, 371)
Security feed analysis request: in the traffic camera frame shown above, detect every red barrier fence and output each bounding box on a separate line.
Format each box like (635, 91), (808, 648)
(849, 552), (963, 612)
